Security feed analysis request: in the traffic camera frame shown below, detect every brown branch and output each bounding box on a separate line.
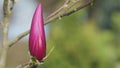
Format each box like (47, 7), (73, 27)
(44, 0), (81, 23)
(16, 61), (31, 68)
(9, 0), (94, 47)
(9, 30), (29, 47)
(46, 0), (70, 20)
(63, 0), (81, 14)
(61, 0), (93, 17)
(16, 46), (54, 68)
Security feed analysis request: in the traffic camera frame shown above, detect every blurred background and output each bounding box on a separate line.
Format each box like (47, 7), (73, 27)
(0, 0), (120, 68)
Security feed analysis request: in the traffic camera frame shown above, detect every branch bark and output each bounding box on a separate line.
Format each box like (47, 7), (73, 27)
(61, 0), (93, 17)
(46, 0), (70, 20)
(16, 44), (55, 68)
(0, 0), (13, 68)
(9, 0), (94, 47)
(0, 17), (10, 68)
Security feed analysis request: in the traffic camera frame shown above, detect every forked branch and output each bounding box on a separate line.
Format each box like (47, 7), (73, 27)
(9, 0), (94, 47)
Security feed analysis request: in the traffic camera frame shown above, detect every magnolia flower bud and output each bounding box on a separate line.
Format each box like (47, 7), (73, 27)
(29, 3), (46, 61)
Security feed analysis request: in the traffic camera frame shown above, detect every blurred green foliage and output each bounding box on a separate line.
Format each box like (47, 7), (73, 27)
(37, 0), (120, 68)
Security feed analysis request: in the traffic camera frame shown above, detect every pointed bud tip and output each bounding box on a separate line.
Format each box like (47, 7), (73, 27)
(37, 3), (42, 10)
(29, 3), (46, 61)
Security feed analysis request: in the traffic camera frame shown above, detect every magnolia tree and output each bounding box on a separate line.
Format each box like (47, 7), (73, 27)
(0, 0), (93, 68)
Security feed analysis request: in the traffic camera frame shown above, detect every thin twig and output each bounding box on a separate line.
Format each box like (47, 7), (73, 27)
(63, 0), (81, 14)
(43, 46), (55, 60)
(9, 30), (29, 47)
(46, 0), (70, 20)
(16, 46), (55, 68)
(9, 0), (94, 47)
(10, 0), (15, 10)
(16, 62), (31, 68)
(61, 0), (93, 17)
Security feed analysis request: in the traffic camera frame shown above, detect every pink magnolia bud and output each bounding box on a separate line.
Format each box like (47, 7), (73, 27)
(29, 3), (46, 61)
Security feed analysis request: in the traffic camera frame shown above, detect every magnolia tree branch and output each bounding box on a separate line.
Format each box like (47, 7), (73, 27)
(9, 0), (94, 47)
(43, 46), (55, 60)
(16, 46), (55, 68)
(0, 0), (12, 68)
(9, 30), (29, 47)
(46, 0), (70, 20)
(61, 0), (93, 17)
(0, 0), (93, 68)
